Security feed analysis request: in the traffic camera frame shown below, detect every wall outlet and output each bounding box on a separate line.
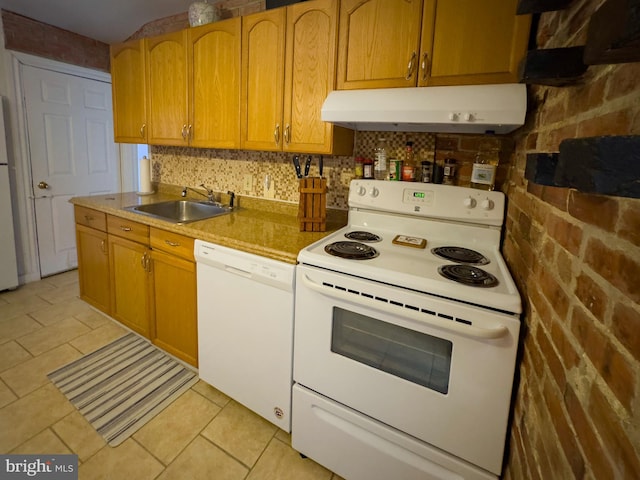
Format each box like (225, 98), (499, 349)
(243, 174), (254, 191)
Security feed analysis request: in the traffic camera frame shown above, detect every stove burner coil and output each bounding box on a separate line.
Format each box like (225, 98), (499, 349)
(438, 264), (499, 287)
(324, 241), (379, 260)
(344, 231), (382, 242)
(432, 246), (490, 265)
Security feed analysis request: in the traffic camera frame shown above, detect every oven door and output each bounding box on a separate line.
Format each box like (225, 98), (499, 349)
(293, 265), (520, 475)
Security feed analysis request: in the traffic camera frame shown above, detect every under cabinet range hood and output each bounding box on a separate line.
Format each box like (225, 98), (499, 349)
(321, 83), (527, 134)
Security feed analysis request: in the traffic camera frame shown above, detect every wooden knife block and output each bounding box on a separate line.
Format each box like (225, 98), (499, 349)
(298, 177), (327, 232)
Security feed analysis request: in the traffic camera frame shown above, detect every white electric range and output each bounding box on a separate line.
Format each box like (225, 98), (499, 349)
(293, 180), (522, 480)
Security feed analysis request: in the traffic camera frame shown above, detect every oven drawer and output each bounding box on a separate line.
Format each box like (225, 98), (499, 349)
(292, 385), (495, 480)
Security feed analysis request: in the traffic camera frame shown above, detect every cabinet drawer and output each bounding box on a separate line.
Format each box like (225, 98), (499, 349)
(75, 206), (107, 231)
(150, 227), (195, 261)
(107, 214), (149, 244)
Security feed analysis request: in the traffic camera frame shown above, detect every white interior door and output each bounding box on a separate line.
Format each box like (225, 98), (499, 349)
(22, 64), (119, 277)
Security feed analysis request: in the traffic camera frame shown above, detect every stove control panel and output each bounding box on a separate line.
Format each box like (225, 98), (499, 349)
(349, 180), (505, 227)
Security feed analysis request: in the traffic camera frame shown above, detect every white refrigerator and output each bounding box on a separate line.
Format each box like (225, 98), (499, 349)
(0, 99), (19, 291)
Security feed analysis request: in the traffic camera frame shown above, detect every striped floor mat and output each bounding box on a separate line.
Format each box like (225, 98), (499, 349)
(48, 333), (198, 446)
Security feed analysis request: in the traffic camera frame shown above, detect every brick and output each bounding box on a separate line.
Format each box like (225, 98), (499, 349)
(571, 305), (606, 368)
(578, 109), (634, 137)
(567, 72), (607, 116)
(536, 324), (567, 391)
(546, 213), (582, 255)
(574, 272), (607, 322)
(1, 11), (109, 72)
(550, 320), (580, 369)
(542, 378), (585, 478)
(556, 248), (573, 285)
(564, 385), (615, 479)
(611, 302), (640, 363)
(538, 123), (578, 151)
(584, 238), (640, 303)
(599, 341), (636, 412)
(618, 201), (640, 247)
(541, 186), (570, 211)
(588, 384), (640, 478)
(568, 191), (619, 232)
(606, 62), (640, 101)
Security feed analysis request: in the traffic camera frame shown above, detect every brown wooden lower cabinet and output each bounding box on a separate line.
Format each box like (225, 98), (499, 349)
(150, 249), (198, 366)
(75, 208), (198, 367)
(108, 234), (152, 338)
(76, 223), (111, 314)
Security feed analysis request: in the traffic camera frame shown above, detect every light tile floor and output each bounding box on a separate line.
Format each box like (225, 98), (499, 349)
(0, 270), (344, 480)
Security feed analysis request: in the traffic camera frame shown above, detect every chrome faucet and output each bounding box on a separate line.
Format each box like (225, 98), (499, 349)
(181, 184), (216, 202)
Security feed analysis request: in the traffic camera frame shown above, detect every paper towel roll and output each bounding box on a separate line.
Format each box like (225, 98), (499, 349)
(138, 156), (153, 195)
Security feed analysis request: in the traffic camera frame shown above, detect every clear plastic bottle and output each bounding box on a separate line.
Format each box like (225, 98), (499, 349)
(374, 138), (388, 180)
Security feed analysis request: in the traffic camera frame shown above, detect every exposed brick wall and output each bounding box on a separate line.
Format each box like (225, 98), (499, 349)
(501, 0), (640, 478)
(1, 10), (110, 72)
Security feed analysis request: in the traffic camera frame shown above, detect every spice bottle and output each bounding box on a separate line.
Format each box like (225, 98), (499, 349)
(401, 141), (416, 181)
(363, 158), (374, 179)
(374, 138), (389, 180)
(442, 158), (457, 185)
(470, 146), (499, 190)
(420, 161), (433, 183)
(354, 157), (364, 179)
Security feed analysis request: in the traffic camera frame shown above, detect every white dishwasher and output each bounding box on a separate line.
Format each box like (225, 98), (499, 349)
(194, 239), (296, 431)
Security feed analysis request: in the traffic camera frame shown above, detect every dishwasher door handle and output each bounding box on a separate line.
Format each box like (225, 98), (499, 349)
(224, 265), (253, 279)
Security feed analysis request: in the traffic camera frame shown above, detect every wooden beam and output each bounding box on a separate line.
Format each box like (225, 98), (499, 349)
(516, 0), (574, 14)
(555, 136), (640, 199)
(584, 0), (640, 64)
(518, 46), (587, 86)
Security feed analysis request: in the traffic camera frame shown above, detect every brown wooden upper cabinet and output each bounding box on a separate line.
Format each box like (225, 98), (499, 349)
(336, 0), (531, 89)
(241, 0), (353, 154)
(144, 18), (241, 148)
(111, 39), (147, 143)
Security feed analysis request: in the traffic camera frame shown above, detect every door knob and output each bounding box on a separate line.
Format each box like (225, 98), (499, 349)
(37, 181), (49, 189)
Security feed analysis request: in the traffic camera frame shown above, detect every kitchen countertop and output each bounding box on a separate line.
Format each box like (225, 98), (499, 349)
(70, 185), (348, 264)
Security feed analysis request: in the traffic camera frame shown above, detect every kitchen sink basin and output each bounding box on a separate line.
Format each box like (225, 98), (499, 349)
(125, 200), (232, 224)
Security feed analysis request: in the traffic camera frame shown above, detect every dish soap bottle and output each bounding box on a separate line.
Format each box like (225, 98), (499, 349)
(374, 138), (388, 180)
(470, 144), (499, 190)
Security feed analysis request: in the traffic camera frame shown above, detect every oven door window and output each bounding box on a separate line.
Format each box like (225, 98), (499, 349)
(331, 307), (452, 394)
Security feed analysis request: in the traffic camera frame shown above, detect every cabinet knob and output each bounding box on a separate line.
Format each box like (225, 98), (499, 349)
(38, 181), (49, 189)
(284, 124), (290, 145)
(140, 123), (146, 138)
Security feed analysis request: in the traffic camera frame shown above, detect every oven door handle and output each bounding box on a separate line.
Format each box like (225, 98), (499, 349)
(301, 274), (510, 340)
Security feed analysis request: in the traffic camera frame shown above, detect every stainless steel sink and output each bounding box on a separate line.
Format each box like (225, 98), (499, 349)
(124, 200), (232, 224)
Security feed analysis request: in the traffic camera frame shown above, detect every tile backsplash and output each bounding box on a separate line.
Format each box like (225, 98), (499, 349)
(151, 131), (437, 210)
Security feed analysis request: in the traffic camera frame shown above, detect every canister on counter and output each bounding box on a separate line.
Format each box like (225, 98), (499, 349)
(443, 158), (457, 185)
(420, 161), (433, 183)
(388, 158), (401, 180)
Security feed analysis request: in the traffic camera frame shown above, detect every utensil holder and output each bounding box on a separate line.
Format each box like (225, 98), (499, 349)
(298, 177), (327, 232)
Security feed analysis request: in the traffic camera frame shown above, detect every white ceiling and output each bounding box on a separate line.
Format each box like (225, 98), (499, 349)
(0, 0), (195, 44)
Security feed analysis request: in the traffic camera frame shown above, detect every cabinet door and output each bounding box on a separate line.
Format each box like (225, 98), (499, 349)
(241, 8), (286, 151)
(109, 235), (151, 338)
(421, 0), (531, 86)
(284, 0), (350, 154)
(150, 249), (197, 367)
(76, 224), (110, 314)
(336, 0), (424, 89)
(146, 31), (189, 145)
(111, 39), (147, 143)
(189, 17), (241, 149)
